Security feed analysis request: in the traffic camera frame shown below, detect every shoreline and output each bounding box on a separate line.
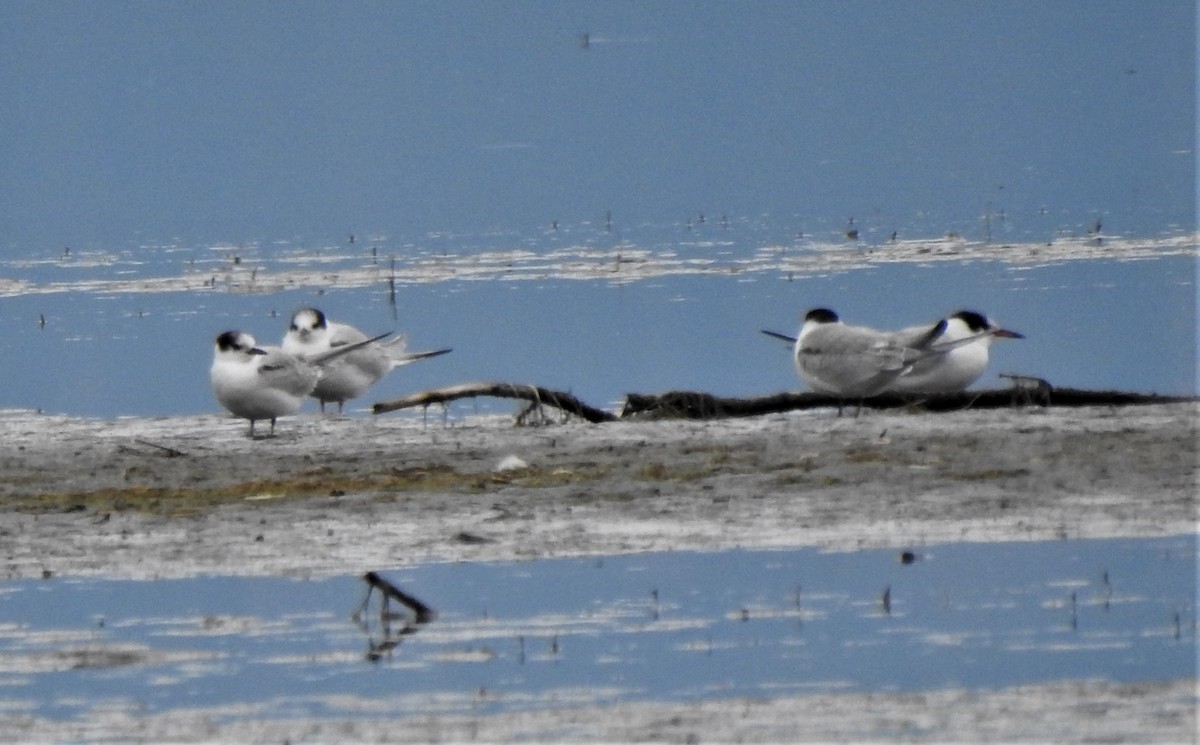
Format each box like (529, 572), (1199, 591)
(3, 401), (1194, 580)
(1, 402), (1196, 742)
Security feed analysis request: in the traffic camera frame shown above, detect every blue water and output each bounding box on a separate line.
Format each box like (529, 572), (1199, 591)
(2, 535), (1193, 724)
(0, 230), (1194, 418)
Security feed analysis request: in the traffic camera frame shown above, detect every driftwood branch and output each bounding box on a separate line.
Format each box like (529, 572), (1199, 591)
(373, 381), (618, 423)
(621, 390), (837, 419)
(621, 385), (1195, 419)
(374, 379), (1193, 423)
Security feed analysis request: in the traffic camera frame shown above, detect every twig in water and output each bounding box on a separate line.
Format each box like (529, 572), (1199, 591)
(352, 572), (436, 662)
(356, 571), (437, 624)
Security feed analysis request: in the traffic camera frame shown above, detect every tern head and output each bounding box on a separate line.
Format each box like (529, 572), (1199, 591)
(796, 307), (841, 344)
(215, 330), (266, 358)
(287, 307), (329, 344)
(949, 310), (1024, 340)
(803, 308), (840, 325)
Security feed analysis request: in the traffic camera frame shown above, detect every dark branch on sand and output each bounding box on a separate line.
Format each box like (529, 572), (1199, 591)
(621, 390), (838, 419)
(621, 384), (1195, 419)
(374, 379), (1194, 423)
(373, 381), (618, 423)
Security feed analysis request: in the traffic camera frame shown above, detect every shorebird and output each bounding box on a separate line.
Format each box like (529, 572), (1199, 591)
(210, 329), (388, 437)
(885, 310), (1023, 394)
(761, 308), (994, 415)
(281, 307), (451, 414)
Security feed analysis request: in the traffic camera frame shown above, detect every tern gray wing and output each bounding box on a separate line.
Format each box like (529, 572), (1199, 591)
(367, 333), (452, 369)
(799, 323), (913, 367)
(307, 331), (393, 366)
(796, 323), (917, 396)
(389, 347), (453, 366)
(257, 347), (321, 397)
(327, 322), (370, 348)
(902, 319), (948, 349)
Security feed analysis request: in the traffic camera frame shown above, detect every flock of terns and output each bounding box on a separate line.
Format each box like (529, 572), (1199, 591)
(210, 307), (1022, 437)
(761, 308), (1023, 416)
(210, 308), (450, 437)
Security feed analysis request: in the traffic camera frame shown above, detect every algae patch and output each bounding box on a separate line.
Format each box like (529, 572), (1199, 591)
(6, 462), (607, 517)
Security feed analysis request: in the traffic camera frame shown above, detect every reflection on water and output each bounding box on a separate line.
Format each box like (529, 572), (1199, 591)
(0, 536), (1193, 724)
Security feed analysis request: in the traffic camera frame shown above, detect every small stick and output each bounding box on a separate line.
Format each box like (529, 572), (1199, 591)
(133, 439), (187, 458)
(362, 571), (436, 624)
(374, 381), (617, 423)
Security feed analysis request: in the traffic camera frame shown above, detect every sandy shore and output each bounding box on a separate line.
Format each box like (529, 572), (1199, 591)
(1, 401), (1196, 742)
(2, 402), (1194, 579)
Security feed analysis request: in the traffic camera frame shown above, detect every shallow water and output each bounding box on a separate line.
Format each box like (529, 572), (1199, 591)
(1, 535), (1193, 724)
(0, 229), (1195, 419)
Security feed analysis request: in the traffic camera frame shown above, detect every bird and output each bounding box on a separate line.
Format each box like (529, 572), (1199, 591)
(885, 310), (1023, 394)
(210, 329), (389, 437)
(794, 308), (951, 411)
(280, 307), (451, 414)
(762, 308), (987, 416)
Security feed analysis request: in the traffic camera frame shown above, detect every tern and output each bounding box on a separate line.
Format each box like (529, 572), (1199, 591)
(210, 329), (389, 437)
(281, 308), (451, 414)
(886, 310), (1023, 394)
(761, 308), (990, 415)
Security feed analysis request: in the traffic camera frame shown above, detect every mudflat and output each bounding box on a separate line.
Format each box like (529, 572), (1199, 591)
(3, 402), (1194, 579)
(0, 402), (1195, 742)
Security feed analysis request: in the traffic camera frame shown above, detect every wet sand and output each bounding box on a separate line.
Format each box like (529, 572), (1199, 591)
(1, 402), (1196, 742)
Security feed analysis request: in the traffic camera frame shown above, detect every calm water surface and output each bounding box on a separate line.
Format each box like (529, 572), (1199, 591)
(1, 536), (1193, 724)
(0, 230), (1194, 419)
